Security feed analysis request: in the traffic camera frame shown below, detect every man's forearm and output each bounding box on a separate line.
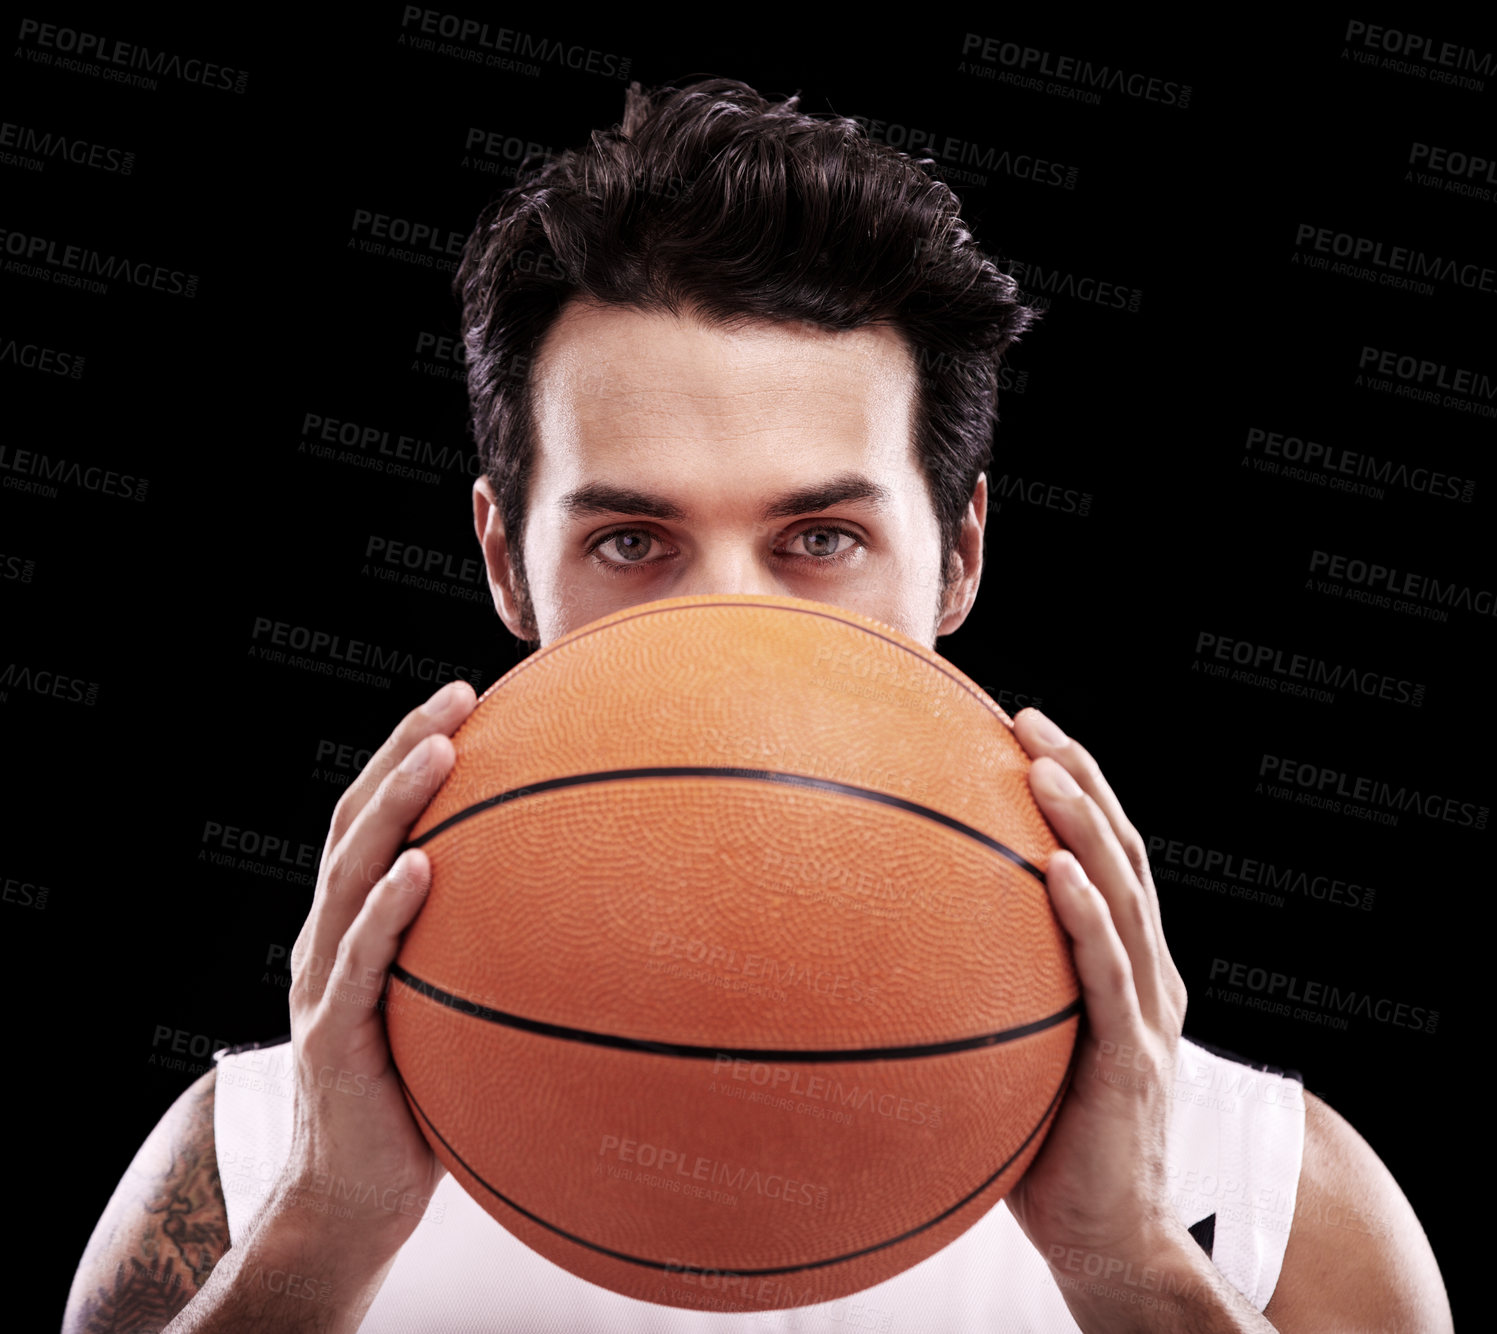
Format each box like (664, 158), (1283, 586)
(1047, 1224), (1275, 1334)
(162, 1207), (403, 1334)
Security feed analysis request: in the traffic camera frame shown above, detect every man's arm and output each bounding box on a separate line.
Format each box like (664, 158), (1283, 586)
(61, 1070), (391, 1334)
(1006, 709), (1454, 1332)
(63, 678), (480, 1333)
(1034, 1087), (1455, 1334)
(1264, 1089), (1453, 1333)
(63, 1069), (229, 1332)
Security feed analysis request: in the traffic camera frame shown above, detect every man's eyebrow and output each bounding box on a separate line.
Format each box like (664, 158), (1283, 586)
(758, 475), (892, 522)
(558, 474), (892, 524)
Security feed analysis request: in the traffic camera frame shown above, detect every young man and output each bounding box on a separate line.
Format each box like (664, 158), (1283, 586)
(65, 79), (1451, 1332)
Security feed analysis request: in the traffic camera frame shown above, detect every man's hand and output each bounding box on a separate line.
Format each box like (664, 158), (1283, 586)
(999, 708), (1453, 1334)
(165, 678), (479, 1332)
(1003, 708), (1198, 1294)
(276, 677), (478, 1253)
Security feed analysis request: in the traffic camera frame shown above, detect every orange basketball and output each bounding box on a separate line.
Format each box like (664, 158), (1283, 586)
(386, 593), (1079, 1312)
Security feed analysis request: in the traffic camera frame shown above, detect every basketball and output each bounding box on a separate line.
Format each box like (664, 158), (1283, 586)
(385, 593), (1079, 1312)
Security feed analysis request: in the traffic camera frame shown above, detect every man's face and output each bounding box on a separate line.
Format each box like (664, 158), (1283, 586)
(473, 302), (986, 650)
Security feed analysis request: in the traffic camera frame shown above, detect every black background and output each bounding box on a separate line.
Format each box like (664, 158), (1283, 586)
(4, 11), (1489, 1328)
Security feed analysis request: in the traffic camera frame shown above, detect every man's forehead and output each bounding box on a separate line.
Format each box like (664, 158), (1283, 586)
(531, 301), (917, 398)
(522, 303), (923, 506)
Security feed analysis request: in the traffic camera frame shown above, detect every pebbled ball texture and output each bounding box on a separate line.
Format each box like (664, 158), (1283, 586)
(387, 593), (1079, 1311)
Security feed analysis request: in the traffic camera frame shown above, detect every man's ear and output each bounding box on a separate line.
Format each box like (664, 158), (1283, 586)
(473, 475), (537, 641)
(934, 472), (987, 639)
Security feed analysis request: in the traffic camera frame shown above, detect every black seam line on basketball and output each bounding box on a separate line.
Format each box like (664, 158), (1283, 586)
(391, 1053), (1070, 1280)
(466, 598), (1008, 731)
(388, 963), (1081, 1063)
(403, 766), (1045, 883)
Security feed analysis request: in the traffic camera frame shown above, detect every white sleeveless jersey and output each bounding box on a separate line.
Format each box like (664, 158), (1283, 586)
(215, 1037), (1304, 1332)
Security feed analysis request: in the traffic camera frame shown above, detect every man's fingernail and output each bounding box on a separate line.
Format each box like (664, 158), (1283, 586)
(395, 851), (428, 891)
(424, 679), (466, 716)
(1035, 758), (1081, 798)
(1054, 853), (1089, 890)
(399, 735), (435, 773)
(1027, 710), (1067, 748)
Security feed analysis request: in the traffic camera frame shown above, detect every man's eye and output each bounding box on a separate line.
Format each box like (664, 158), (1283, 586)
(588, 524), (865, 573)
(592, 531), (658, 565)
(792, 527), (860, 559)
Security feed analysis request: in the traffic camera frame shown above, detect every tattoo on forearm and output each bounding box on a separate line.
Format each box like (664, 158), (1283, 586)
(76, 1259), (190, 1333)
(71, 1076), (230, 1332)
(151, 1105), (228, 1289)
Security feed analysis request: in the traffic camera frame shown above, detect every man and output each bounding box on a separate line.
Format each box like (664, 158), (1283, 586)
(64, 78), (1451, 1332)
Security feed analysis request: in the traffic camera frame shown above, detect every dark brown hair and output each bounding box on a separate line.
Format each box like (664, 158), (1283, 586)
(455, 77), (1039, 644)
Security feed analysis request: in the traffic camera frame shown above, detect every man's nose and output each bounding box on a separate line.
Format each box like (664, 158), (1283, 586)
(673, 541), (784, 600)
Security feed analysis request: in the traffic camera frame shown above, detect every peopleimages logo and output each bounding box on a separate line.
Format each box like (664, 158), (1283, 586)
(1343, 20), (1494, 86)
(299, 412), (480, 483)
(1406, 143), (1495, 202)
(1409, 142), (1497, 185)
(0, 444), (146, 500)
(1355, 346), (1497, 420)
(1357, 347), (1497, 398)
(1309, 550), (1497, 620)
(0, 227), (198, 298)
(1243, 427), (1474, 503)
(597, 1134), (828, 1209)
(0, 120), (135, 174)
(1003, 258), (1142, 313)
(959, 33), (1191, 108)
(1294, 223), (1495, 297)
(1194, 631), (1424, 708)
(350, 208), (466, 259)
(398, 7), (631, 80)
(1148, 834), (1375, 911)
(711, 1056), (942, 1129)
(853, 116), (1078, 190)
(992, 473), (1094, 517)
(15, 20), (250, 92)
(249, 617), (485, 692)
(0, 337), (85, 378)
(0, 663), (99, 705)
(1207, 958), (1437, 1035)
(1258, 753), (1487, 830)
